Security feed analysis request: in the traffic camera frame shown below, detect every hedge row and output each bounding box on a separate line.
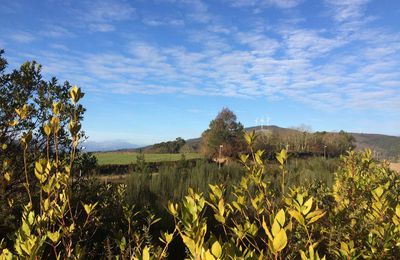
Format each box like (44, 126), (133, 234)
(96, 158), (203, 175)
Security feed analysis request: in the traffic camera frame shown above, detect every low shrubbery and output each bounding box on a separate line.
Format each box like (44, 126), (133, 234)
(126, 159), (244, 214)
(96, 158), (201, 176)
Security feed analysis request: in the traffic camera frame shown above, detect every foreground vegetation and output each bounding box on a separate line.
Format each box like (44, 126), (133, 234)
(1, 53), (399, 259)
(2, 114), (400, 258)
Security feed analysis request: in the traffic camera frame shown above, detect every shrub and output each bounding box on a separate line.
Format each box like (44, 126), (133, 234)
(166, 131), (400, 259)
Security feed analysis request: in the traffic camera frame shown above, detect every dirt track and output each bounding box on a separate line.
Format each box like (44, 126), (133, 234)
(390, 163), (400, 172)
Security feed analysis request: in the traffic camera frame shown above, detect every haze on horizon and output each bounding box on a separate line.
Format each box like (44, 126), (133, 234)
(1, 0), (399, 145)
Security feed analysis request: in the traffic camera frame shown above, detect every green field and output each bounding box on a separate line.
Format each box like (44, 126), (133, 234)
(94, 152), (203, 165)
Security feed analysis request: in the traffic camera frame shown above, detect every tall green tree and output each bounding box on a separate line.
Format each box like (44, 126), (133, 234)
(200, 107), (245, 158)
(0, 50), (86, 236)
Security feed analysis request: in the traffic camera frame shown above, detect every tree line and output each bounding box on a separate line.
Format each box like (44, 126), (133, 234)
(199, 107), (355, 160)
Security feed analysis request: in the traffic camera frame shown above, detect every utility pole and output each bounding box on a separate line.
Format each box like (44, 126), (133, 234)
(219, 144), (223, 170)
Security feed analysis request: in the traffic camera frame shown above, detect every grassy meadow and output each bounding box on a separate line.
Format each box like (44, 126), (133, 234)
(94, 151), (203, 165)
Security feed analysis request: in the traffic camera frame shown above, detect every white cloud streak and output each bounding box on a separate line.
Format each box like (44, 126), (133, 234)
(9, 31), (35, 43)
(78, 0), (136, 32)
(228, 0), (303, 9)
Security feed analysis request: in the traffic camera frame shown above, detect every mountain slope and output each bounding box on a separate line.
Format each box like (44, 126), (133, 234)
(187, 126), (400, 160)
(352, 133), (400, 159)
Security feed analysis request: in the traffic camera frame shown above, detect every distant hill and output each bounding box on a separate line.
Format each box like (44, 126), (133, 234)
(352, 133), (400, 160)
(83, 140), (139, 152)
(93, 126), (400, 160)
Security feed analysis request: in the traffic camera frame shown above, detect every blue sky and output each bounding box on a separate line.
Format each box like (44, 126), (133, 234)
(1, 0), (399, 145)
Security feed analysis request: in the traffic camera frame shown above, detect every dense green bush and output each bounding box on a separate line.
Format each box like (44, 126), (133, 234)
(96, 158), (201, 175)
(285, 157), (338, 187)
(126, 160), (244, 213)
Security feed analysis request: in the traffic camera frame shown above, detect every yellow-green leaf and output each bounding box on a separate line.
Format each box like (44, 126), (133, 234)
(244, 131), (255, 145)
(214, 214), (225, 224)
(0, 248), (13, 259)
(340, 242), (349, 254)
(300, 250), (307, 260)
(181, 234), (196, 256)
(307, 211), (326, 225)
(296, 193), (304, 206)
(21, 221), (31, 237)
(142, 246), (150, 260)
(209, 184), (222, 199)
(262, 217), (273, 241)
(211, 240), (222, 258)
(4, 172), (11, 182)
(83, 202), (97, 215)
(302, 197), (313, 215)
(218, 199), (224, 216)
(272, 229), (287, 252)
(43, 199), (50, 211)
(47, 231), (61, 243)
(70, 85), (84, 104)
(239, 154), (249, 163)
(271, 220), (280, 237)
(276, 149), (287, 165)
(164, 232), (173, 244)
(168, 202), (178, 216)
(52, 102), (61, 115)
(289, 210), (305, 225)
(373, 186), (384, 198)
(275, 209), (285, 227)
(28, 211), (35, 225)
(205, 250), (216, 260)
(43, 124), (52, 136)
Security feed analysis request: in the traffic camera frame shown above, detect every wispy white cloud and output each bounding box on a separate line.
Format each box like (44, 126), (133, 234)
(42, 25), (74, 38)
(142, 17), (184, 27)
(236, 31), (280, 56)
(182, 0), (212, 23)
(49, 44), (69, 51)
(85, 0), (135, 22)
(77, 0), (136, 32)
(325, 0), (370, 23)
(89, 23), (115, 32)
(228, 0), (303, 9)
(280, 28), (347, 58)
(9, 31), (35, 43)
